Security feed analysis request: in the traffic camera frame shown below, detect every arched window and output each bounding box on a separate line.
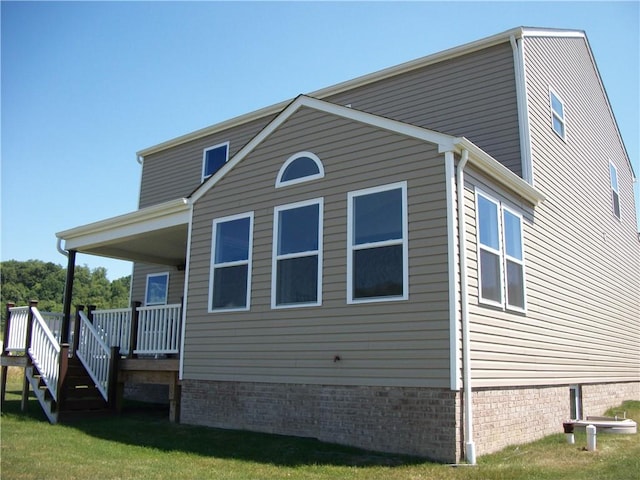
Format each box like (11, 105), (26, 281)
(276, 152), (324, 187)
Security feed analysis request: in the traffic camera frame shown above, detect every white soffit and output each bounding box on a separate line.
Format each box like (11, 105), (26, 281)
(56, 198), (190, 251)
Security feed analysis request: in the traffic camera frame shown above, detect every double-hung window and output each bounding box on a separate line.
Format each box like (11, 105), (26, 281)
(549, 89), (566, 140)
(609, 161), (621, 219)
(476, 190), (526, 312)
(347, 182), (408, 303)
(209, 212), (254, 311)
(272, 198), (323, 308)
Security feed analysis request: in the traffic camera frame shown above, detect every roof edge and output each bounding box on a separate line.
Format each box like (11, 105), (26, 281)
(138, 26), (552, 158)
(56, 197), (189, 240)
(453, 137), (546, 206)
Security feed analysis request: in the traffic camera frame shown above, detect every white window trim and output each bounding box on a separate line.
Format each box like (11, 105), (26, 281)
(208, 211), (254, 313)
(549, 87), (567, 141)
(475, 190), (504, 309)
(275, 151), (325, 188)
(347, 181), (409, 305)
(271, 197), (324, 309)
(609, 160), (621, 220)
(145, 272), (169, 306)
(475, 188), (527, 313)
(502, 205), (527, 313)
(202, 141), (230, 182)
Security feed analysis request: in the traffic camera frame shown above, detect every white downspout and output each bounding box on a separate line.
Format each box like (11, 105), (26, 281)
(56, 237), (68, 257)
(457, 149), (475, 464)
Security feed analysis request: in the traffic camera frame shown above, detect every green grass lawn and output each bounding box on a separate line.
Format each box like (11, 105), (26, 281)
(1, 368), (638, 480)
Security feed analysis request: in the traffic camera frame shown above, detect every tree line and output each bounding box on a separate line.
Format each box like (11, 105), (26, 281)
(1, 259), (130, 321)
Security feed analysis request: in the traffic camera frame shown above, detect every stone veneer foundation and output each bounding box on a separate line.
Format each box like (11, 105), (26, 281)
(181, 379), (460, 463)
(180, 379), (639, 462)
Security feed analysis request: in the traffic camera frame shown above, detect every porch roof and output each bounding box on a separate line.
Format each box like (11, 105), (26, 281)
(56, 198), (190, 267)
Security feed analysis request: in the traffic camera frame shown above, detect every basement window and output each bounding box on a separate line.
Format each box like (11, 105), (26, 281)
(570, 385), (582, 420)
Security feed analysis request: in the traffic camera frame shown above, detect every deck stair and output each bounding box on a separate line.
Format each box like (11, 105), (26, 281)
(58, 356), (111, 420)
(2, 301), (182, 423)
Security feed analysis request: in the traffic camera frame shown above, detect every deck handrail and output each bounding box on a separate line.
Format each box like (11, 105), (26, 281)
(75, 310), (111, 402)
(135, 304), (181, 355)
(92, 308), (132, 355)
(4, 306), (29, 353)
(29, 307), (62, 402)
(4, 308), (72, 353)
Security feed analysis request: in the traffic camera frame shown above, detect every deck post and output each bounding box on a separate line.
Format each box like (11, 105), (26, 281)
(72, 305), (84, 355)
(87, 305), (96, 323)
(127, 301), (141, 359)
(21, 300), (38, 412)
(56, 344), (70, 410)
(0, 302), (15, 410)
(2, 302), (15, 355)
(61, 250), (77, 344)
(107, 346), (120, 410)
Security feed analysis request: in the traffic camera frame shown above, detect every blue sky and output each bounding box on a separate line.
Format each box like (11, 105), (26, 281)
(2, 1), (639, 280)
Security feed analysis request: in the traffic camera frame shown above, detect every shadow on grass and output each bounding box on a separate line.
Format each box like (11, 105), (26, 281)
(2, 391), (428, 468)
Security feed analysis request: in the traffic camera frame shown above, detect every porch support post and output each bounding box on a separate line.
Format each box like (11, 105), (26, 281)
(61, 250), (77, 345)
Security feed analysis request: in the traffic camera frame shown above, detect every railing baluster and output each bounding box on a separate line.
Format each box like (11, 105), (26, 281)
(131, 304), (181, 356)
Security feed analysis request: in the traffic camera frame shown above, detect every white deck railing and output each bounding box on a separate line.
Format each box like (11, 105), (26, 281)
(75, 310), (111, 402)
(29, 308), (62, 402)
(92, 308), (132, 355)
(4, 308), (72, 353)
(4, 306), (29, 352)
(135, 304), (181, 355)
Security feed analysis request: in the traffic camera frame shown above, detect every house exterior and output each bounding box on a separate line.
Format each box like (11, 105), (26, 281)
(56, 27), (640, 463)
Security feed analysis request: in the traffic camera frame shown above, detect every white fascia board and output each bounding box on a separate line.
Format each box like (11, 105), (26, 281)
(190, 96), (458, 203)
(452, 138), (546, 206)
(521, 27), (585, 39)
(56, 198), (190, 249)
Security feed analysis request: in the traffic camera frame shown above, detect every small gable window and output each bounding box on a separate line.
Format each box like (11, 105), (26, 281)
(202, 142), (229, 181)
(276, 152), (324, 188)
(609, 161), (621, 219)
(549, 89), (566, 140)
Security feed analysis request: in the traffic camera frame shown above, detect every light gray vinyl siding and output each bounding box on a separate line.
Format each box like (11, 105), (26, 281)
(131, 263), (185, 306)
(464, 36), (640, 388)
(138, 115), (275, 208)
(327, 42), (522, 175)
(184, 107), (451, 388)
